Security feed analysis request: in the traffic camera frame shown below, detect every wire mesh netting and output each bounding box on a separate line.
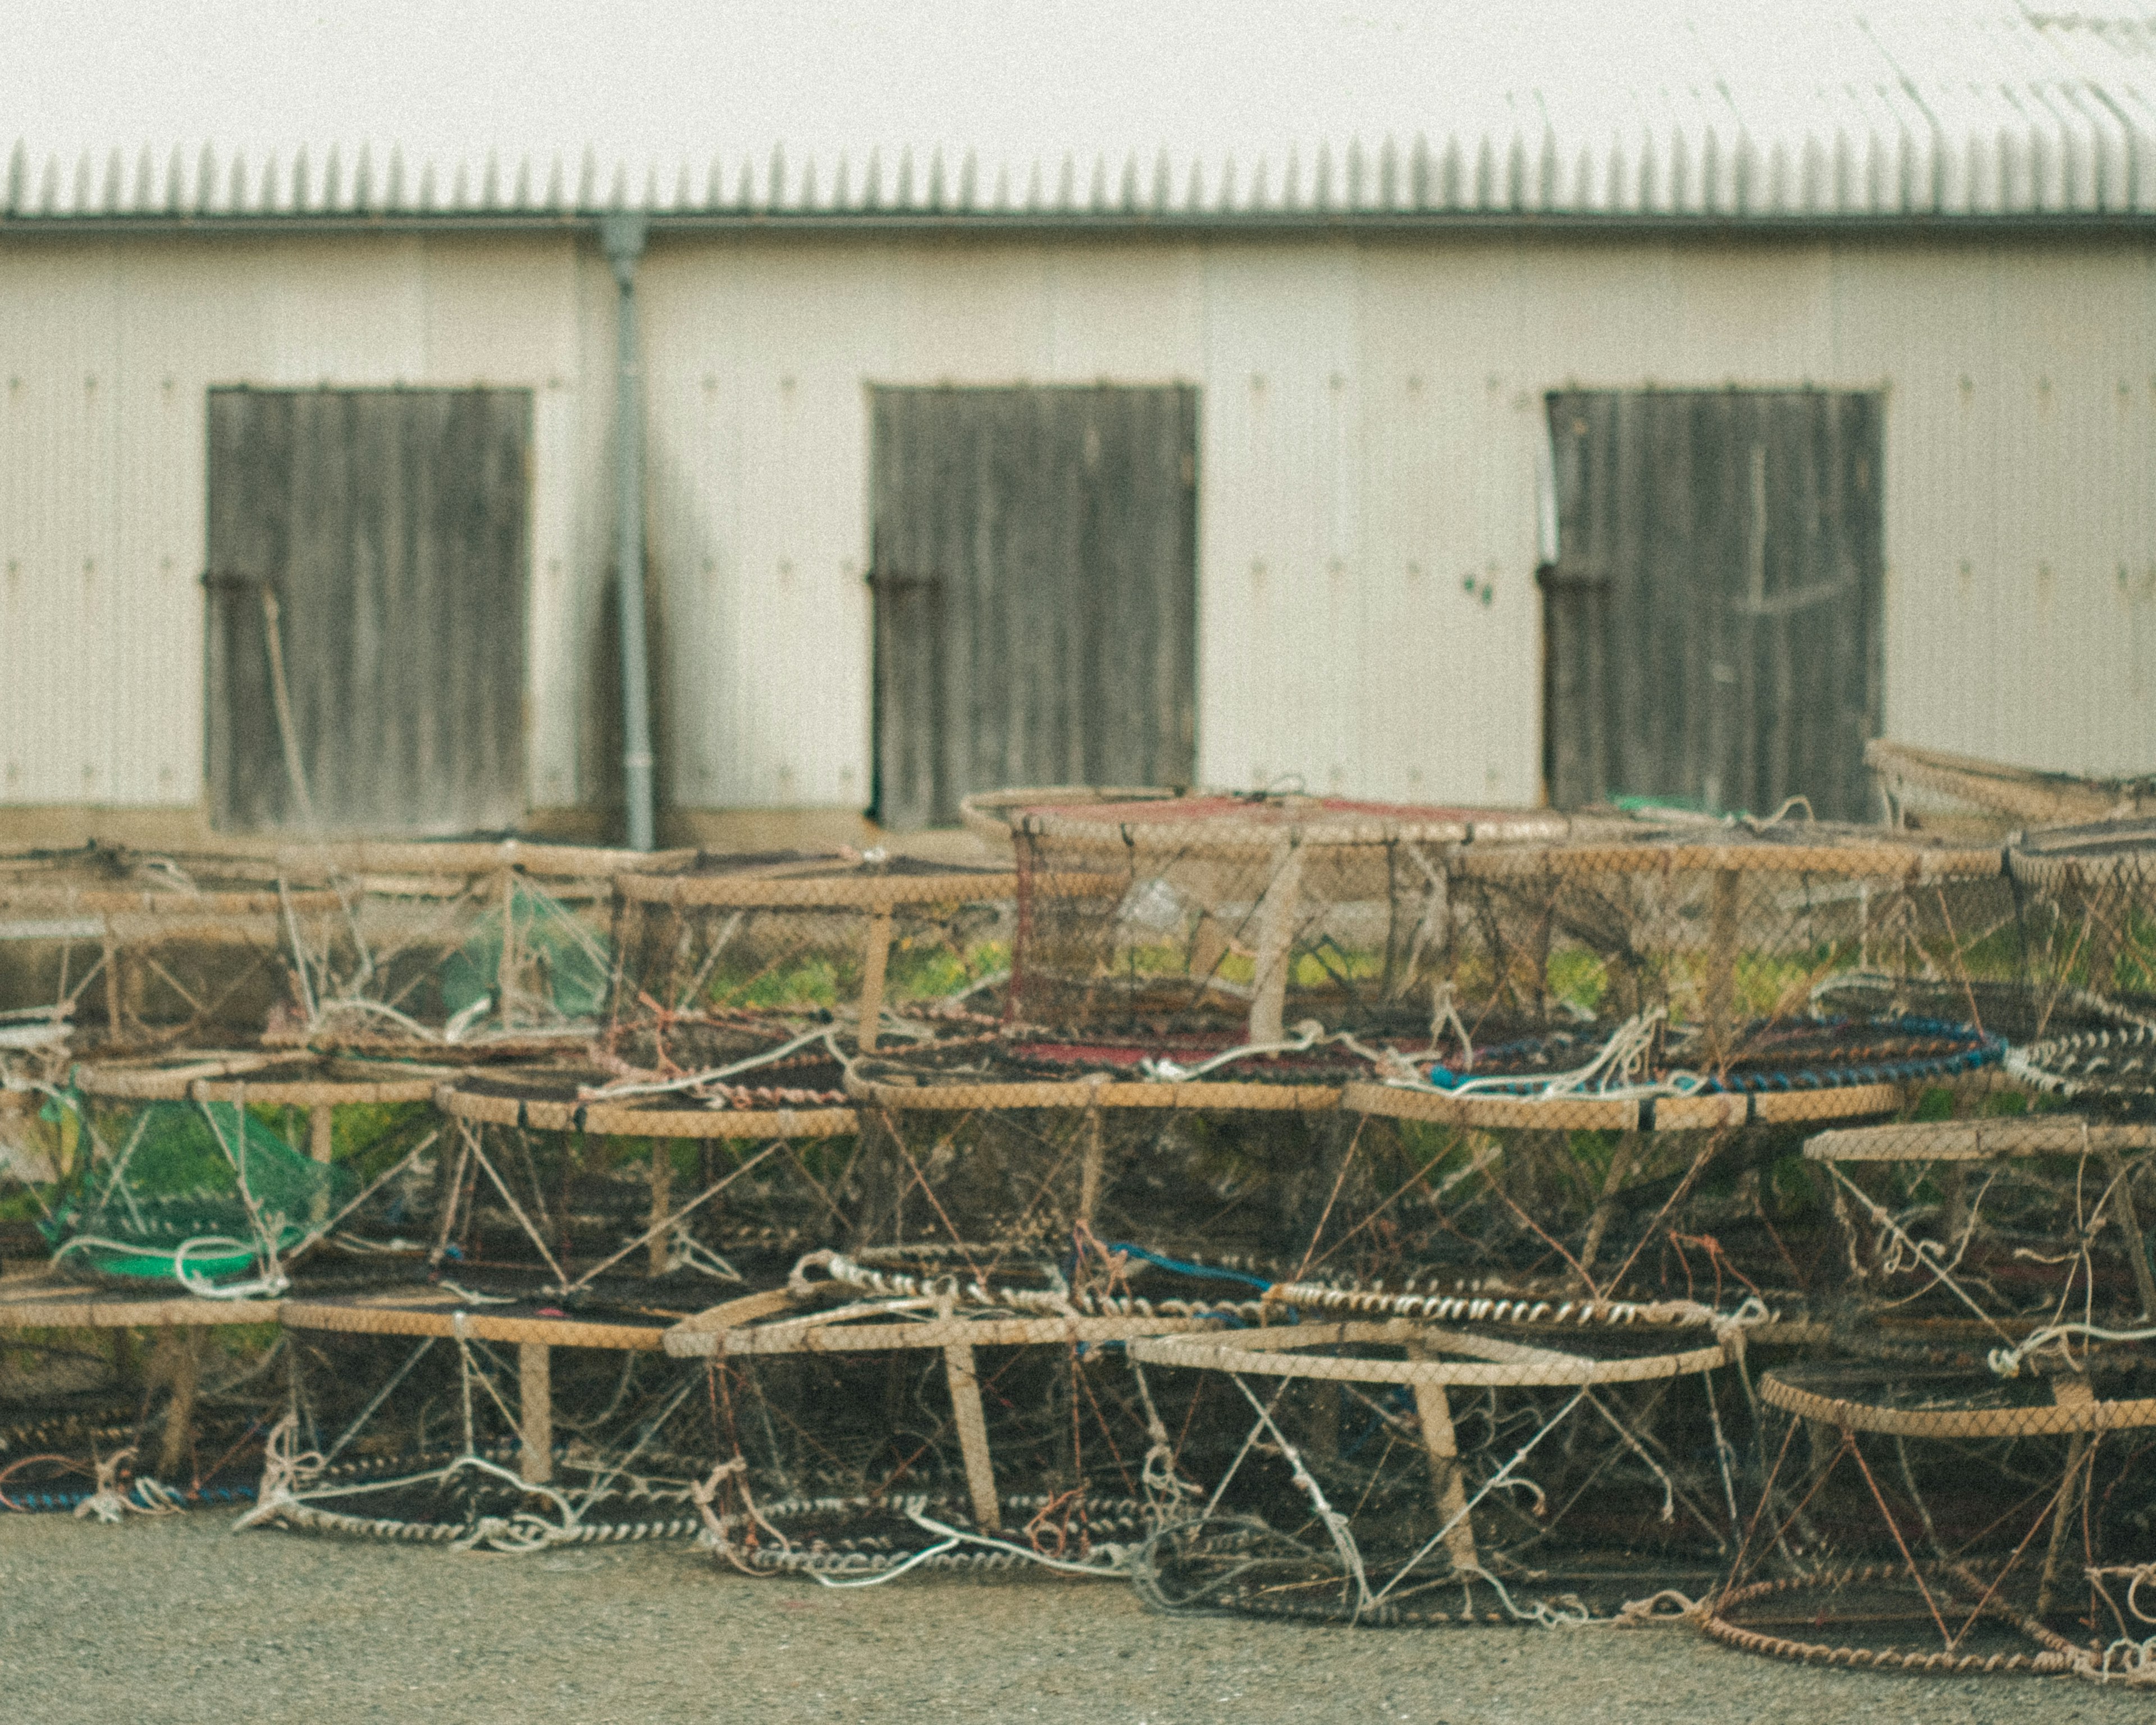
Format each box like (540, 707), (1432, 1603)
(1437, 819), (2016, 1042)
(609, 852), (1064, 1056)
(1867, 740), (2155, 839)
(28, 1058), (456, 1295)
(1003, 795), (1582, 1042)
(236, 1314), (722, 1549)
(269, 841), (675, 1056)
(0, 844), (342, 1055)
(2009, 820), (2156, 1073)
(430, 1058), (858, 1297)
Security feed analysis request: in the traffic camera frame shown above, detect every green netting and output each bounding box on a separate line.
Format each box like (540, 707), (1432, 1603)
(437, 876), (613, 1024)
(37, 1096), (353, 1288)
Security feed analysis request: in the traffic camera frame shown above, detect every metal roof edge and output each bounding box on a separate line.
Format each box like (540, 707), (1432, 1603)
(6, 208), (2156, 240)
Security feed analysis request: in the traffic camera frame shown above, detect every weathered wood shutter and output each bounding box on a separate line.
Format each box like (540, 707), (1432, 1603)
(1542, 390), (1884, 822)
(205, 387), (531, 834)
(870, 385), (1198, 829)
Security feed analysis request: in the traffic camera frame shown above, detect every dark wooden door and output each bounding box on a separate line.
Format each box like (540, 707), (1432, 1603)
(1542, 390), (1884, 822)
(870, 385), (1198, 829)
(205, 387), (531, 834)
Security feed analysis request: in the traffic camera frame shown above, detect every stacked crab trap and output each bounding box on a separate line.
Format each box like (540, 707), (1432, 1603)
(0, 843), (342, 1057)
(848, 795), (1586, 1263)
(266, 837), (691, 1056)
(11, 792), (2156, 1689)
(2007, 819), (2156, 1095)
(203, 851), (1069, 1549)
(1703, 1112), (2156, 1681)
(1867, 740), (2154, 840)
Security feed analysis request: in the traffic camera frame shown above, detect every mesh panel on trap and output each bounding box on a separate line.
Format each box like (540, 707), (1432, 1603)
(2009, 820), (2156, 1072)
(1122, 1315), (1738, 1624)
(844, 1064), (1805, 1345)
(673, 1243), (1258, 1575)
(267, 839), (668, 1055)
(58, 1052), (459, 1291)
(1004, 795), (1576, 1042)
(38, 1092), (358, 1291)
(242, 1314), (715, 1549)
(611, 852), (1045, 1052)
(1801, 1116), (2156, 1343)
(433, 1053), (860, 1293)
(0, 846), (341, 1053)
(1440, 820), (2013, 1048)
(1707, 1355), (2156, 1681)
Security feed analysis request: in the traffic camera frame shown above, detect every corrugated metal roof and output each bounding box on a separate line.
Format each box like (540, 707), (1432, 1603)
(8, 1), (2156, 223)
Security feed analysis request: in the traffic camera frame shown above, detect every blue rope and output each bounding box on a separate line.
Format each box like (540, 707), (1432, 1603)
(1103, 1243), (1273, 1291)
(1422, 1015), (2004, 1097)
(1, 1481), (257, 1514)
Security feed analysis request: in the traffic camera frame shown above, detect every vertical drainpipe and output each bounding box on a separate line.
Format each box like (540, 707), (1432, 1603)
(600, 211), (656, 851)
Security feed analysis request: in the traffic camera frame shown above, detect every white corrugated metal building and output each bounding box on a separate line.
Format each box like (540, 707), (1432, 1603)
(2, 0), (2153, 841)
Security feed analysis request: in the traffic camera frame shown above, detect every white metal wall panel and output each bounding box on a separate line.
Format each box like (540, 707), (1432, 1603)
(0, 244), (118, 802)
(0, 234), (587, 813)
(1356, 241), (1547, 807)
(6, 227), (2156, 819)
(1830, 243), (2156, 777)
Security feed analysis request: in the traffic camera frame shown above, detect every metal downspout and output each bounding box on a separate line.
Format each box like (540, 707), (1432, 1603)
(600, 212), (656, 851)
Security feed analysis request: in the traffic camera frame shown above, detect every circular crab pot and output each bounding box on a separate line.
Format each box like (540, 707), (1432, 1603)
(259, 836), (695, 1055)
(431, 1055), (858, 1290)
(56, 1051), (453, 1288)
(2009, 818), (2156, 1049)
(611, 851), (1120, 1054)
(0, 845), (343, 1051)
(1002, 791), (1586, 1043)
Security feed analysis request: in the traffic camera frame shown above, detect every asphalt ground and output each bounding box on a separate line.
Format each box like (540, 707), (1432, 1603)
(2, 1512), (2150, 1724)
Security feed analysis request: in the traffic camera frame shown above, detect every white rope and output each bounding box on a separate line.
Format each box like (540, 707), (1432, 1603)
(1989, 1322), (2156, 1379)
(1433, 1008), (1706, 1102)
(806, 1536), (963, 1587)
(895, 1510), (1130, 1578)
(1825, 1162), (2016, 1344)
(578, 1026), (844, 1103)
(46, 1233), (286, 1300)
(71, 1446), (180, 1525)
(1366, 1386), (1590, 1611)
(1226, 1372), (1373, 1618)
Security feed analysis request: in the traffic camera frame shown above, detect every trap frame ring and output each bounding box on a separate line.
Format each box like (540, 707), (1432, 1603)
(2006, 818), (2156, 894)
(611, 862), (1120, 1054)
(1757, 1367), (2156, 1439)
(614, 866), (1121, 913)
(1344, 1076), (1903, 1133)
(434, 1075), (857, 1142)
(76, 1052), (452, 1109)
(846, 1066), (1342, 1115)
(1126, 1319), (1728, 1389)
(1803, 1119), (2156, 1163)
(1867, 738), (2151, 830)
(0, 1275), (286, 1331)
(276, 838), (697, 885)
(278, 1290), (671, 1354)
(663, 1294), (1235, 1362)
(959, 784), (1185, 847)
(0, 884), (346, 920)
(1449, 833), (2005, 884)
(1700, 1562), (2083, 1677)
(1011, 794), (1574, 855)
